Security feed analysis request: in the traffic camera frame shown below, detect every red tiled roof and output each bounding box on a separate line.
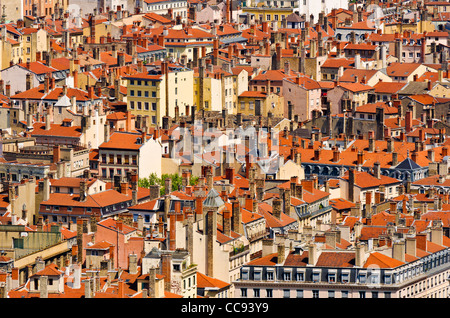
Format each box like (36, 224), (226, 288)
(364, 252), (404, 268)
(197, 272), (231, 289)
(341, 170), (401, 189)
(373, 81), (407, 94)
(143, 12), (172, 24)
(330, 198), (355, 211)
(258, 202), (297, 229)
(41, 189), (132, 209)
(85, 240), (114, 250)
(31, 122), (82, 138)
(387, 62), (422, 77)
(337, 82), (374, 92)
(98, 218), (137, 235)
(355, 102), (398, 114)
(31, 263), (63, 278)
(238, 91), (267, 98)
(99, 131), (150, 150)
(18, 61), (58, 75)
(316, 251), (355, 267)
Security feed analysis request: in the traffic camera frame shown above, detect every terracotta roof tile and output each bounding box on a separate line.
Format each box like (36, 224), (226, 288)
(363, 252), (404, 268)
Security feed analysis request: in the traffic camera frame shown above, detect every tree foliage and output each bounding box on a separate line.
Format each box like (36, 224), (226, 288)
(138, 173), (199, 196)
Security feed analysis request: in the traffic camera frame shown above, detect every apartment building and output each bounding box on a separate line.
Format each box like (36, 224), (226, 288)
(125, 61), (194, 127)
(234, 224), (450, 298)
(98, 130), (162, 180)
(143, 0), (188, 22)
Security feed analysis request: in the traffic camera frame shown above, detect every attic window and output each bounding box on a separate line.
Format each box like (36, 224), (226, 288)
(358, 271), (367, 283)
(296, 270), (305, 281)
(384, 272), (393, 284)
(312, 269), (321, 283)
(328, 269), (337, 283)
(241, 268), (249, 280)
(341, 270), (350, 283)
(254, 269), (262, 280)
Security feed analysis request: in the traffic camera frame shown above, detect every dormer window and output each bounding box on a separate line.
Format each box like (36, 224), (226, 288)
(312, 269), (321, 283)
(341, 270), (350, 283)
(62, 119), (73, 127)
(358, 271), (367, 283)
(296, 270), (305, 281)
(328, 270), (337, 283)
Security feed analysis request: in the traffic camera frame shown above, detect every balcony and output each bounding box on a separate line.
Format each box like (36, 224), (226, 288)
(247, 231), (268, 241)
(311, 205), (332, 218)
(229, 245), (250, 260)
(297, 205), (332, 219)
(181, 263), (198, 279)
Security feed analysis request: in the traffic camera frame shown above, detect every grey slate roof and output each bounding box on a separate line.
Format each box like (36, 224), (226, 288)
(395, 157), (422, 170)
(203, 188), (224, 208)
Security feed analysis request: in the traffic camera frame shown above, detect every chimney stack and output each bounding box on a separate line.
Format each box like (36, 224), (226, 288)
(308, 242), (318, 266)
(272, 198), (282, 220)
(392, 240), (406, 263)
(355, 242), (366, 267)
(231, 200), (243, 234)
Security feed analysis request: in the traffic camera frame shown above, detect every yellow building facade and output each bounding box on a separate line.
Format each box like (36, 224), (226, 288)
(125, 66), (194, 127)
(241, 2), (294, 27)
(383, 20), (436, 35)
(237, 91), (284, 117)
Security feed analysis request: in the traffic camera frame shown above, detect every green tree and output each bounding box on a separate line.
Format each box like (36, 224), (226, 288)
(138, 172), (197, 196)
(189, 175), (199, 186)
(138, 172), (160, 188)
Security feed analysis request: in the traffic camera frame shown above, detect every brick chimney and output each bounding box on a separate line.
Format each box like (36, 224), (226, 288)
(354, 242), (366, 267)
(80, 179), (88, 202)
(11, 267), (19, 289)
(195, 195), (204, 217)
(161, 253), (172, 292)
(72, 70), (78, 89)
(308, 242), (318, 265)
(405, 236), (416, 257)
(405, 110), (413, 133)
(245, 195), (254, 212)
(88, 86), (95, 100)
(118, 279), (126, 298)
(213, 38), (219, 66)
(45, 113), (51, 130)
(231, 200), (242, 234)
(368, 133), (375, 152)
(295, 184), (303, 200)
(223, 208), (231, 236)
(39, 275), (48, 298)
(332, 146), (340, 162)
(52, 145), (60, 163)
(314, 148), (321, 161)
(392, 240), (406, 262)
(120, 182), (129, 195)
(272, 198), (282, 219)
(206, 209), (216, 277)
(169, 211), (177, 250)
(126, 110), (132, 132)
(430, 223), (443, 246)
(348, 169), (355, 202)
(357, 151), (365, 166)
(277, 244), (286, 264)
(374, 161), (381, 179)
(325, 230), (337, 249)
(148, 267), (156, 298)
(392, 152), (398, 166)
(225, 167), (234, 183)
